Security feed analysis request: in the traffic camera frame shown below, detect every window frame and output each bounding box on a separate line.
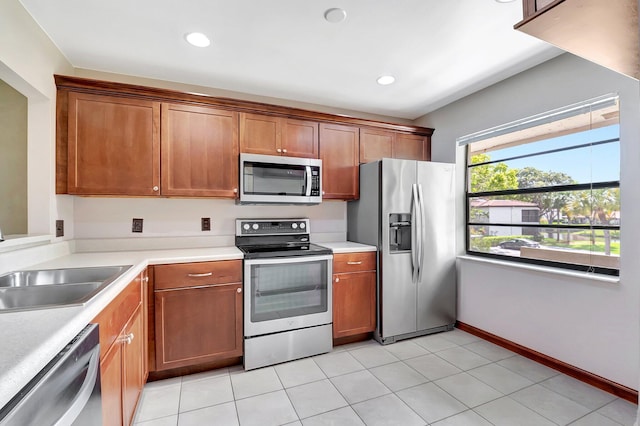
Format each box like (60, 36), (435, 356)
(464, 127), (620, 277)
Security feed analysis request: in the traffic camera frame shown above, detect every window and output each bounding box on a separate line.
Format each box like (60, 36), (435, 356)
(459, 94), (620, 276)
(521, 209), (539, 223)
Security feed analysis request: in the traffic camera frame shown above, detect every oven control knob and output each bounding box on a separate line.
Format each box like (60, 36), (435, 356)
(299, 222), (306, 229)
(243, 224), (250, 231)
(252, 223), (259, 230)
(291, 223), (298, 229)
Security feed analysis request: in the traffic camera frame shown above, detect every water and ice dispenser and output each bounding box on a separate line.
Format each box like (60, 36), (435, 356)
(389, 213), (412, 252)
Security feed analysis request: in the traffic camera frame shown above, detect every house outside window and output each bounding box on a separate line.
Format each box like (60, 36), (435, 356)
(459, 94), (620, 276)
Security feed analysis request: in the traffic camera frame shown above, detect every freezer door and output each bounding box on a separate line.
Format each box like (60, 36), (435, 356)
(380, 158), (418, 339)
(416, 162), (456, 331)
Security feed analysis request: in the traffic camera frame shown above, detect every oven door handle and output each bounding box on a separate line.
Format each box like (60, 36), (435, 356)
(305, 166), (312, 197)
(53, 345), (100, 426)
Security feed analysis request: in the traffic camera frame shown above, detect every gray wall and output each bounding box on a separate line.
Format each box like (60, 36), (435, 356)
(0, 79), (27, 235)
(414, 53), (640, 389)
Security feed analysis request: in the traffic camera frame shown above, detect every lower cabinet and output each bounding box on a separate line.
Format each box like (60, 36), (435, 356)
(332, 252), (377, 339)
(92, 271), (146, 426)
(153, 261), (243, 371)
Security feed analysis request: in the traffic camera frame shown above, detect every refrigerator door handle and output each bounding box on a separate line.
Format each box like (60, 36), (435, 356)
(411, 183), (419, 284)
(417, 183), (425, 283)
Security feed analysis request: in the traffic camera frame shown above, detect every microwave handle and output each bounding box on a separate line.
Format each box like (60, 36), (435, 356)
(305, 166), (312, 197)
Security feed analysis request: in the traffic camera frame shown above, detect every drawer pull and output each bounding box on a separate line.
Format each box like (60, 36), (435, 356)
(187, 272), (213, 278)
(237, 288), (242, 293)
(335, 277), (340, 283)
(347, 261), (363, 265)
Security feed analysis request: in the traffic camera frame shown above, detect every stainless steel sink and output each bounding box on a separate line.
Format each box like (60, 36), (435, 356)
(0, 265), (132, 312)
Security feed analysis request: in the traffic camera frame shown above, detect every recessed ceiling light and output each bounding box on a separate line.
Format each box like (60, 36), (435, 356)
(377, 75), (396, 85)
(494, 0), (516, 3)
(324, 8), (347, 23)
(185, 32), (211, 47)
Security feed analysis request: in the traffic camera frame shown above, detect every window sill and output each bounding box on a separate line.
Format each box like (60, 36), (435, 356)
(457, 254), (620, 285)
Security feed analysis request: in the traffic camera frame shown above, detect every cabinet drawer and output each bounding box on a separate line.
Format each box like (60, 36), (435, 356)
(154, 260), (242, 290)
(333, 252), (376, 274)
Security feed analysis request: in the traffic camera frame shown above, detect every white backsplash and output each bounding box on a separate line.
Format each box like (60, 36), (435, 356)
(73, 197), (347, 251)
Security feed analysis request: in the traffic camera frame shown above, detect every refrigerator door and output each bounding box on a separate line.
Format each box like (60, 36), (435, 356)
(416, 162), (456, 331)
(380, 158), (419, 339)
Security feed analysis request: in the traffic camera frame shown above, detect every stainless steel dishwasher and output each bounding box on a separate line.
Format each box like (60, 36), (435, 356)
(0, 324), (102, 425)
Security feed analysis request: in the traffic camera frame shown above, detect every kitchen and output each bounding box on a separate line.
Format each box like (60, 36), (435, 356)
(1, 0), (639, 425)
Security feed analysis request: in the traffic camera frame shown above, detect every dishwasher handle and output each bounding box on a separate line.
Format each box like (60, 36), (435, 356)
(54, 346), (100, 426)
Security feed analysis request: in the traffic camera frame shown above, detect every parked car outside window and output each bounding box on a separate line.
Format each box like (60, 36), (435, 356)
(498, 238), (540, 250)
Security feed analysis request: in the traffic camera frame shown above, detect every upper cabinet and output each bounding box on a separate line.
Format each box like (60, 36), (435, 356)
(393, 133), (430, 161)
(515, 0), (639, 81)
(55, 75), (434, 201)
(360, 128), (431, 163)
(67, 92), (161, 196)
(240, 112), (319, 158)
(320, 123), (360, 200)
(162, 103), (239, 197)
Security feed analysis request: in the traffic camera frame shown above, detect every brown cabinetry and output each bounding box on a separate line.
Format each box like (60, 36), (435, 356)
(161, 103), (239, 197)
(240, 112), (319, 158)
(67, 92), (160, 196)
(92, 272), (146, 426)
(320, 123), (360, 200)
(153, 260), (243, 371)
(515, 0), (639, 80)
(360, 128), (430, 163)
(332, 252), (376, 340)
(56, 76), (434, 200)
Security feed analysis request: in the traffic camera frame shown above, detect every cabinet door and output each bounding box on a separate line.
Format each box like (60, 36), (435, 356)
(155, 283), (243, 371)
(122, 305), (145, 426)
(67, 92), (160, 195)
(240, 112), (280, 155)
(393, 133), (431, 161)
(319, 123), (360, 200)
(360, 128), (393, 163)
(333, 271), (376, 338)
(282, 118), (319, 158)
(100, 341), (123, 426)
(161, 103), (239, 197)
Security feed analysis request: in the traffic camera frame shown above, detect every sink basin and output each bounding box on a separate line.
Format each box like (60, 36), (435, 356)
(0, 265), (132, 312)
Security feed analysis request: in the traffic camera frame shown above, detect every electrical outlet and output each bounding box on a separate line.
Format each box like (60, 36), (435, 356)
(201, 217), (211, 231)
(132, 218), (143, 233)
(55, 220), (64, 238)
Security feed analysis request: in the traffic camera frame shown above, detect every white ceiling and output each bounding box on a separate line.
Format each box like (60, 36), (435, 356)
(19, 0), (561, 120)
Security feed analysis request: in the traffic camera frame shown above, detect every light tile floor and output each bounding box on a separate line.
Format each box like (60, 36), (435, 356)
(133, 329), (637, 426)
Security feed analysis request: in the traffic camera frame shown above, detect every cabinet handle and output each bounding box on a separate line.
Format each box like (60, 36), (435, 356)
(237, 287), (242, 293)
(347, 261), (363, 265)
(233, 188), (238, 194)
(282, 149), (287, 153)
(276, 148), (282, 153)
(153, 186), (159, 191)
(120, 333), (134, 345)
(142, 276), (149, 283)
(322, 191), (325, 195)
(335, 277), (340, 283)
(188, 272), (213, 278)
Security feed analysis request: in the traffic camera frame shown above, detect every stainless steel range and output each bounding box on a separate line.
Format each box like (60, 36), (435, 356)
(236, 218), (333, 370)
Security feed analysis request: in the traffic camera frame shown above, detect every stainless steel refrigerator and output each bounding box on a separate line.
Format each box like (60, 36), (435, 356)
(347, 158), (456, 344)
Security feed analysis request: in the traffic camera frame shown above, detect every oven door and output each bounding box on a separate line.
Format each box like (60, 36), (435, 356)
(244, 254), (333, 337)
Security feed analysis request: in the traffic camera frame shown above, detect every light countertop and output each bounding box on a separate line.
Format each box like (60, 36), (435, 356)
(0, 246), (242, 409)
(318, 241), (377, 253)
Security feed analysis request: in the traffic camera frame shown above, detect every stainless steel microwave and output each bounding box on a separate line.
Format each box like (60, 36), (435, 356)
(239, 153), (322, 204)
